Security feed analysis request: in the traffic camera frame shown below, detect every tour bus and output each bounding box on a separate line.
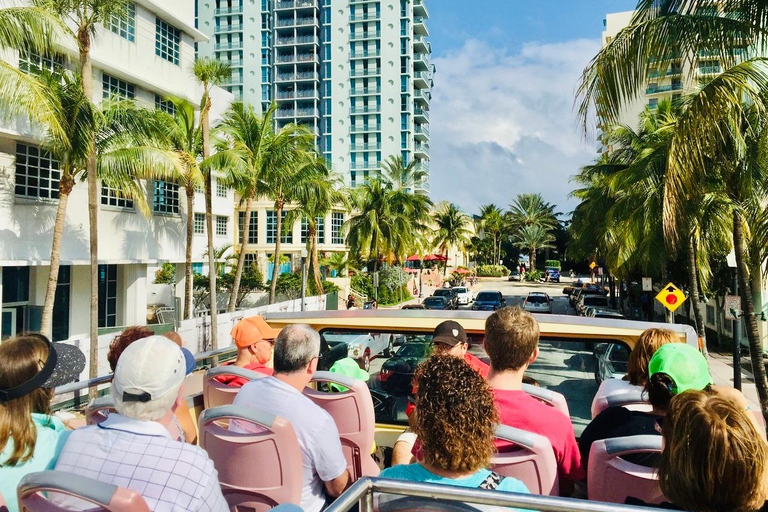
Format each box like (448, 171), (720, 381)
(46, 310), (748, 512)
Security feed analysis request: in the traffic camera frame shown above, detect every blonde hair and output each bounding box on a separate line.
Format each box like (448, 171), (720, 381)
(626, 328), (679, 386)
(659, 390), (768, 512)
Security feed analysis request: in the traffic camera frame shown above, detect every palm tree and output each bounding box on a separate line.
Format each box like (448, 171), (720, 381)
(511, 225), (555, 274)
(322, 253), (354, 278)
(432, 203), (472, 276)
(381, 155), (427, 194)
(478, 204), (504, 265)
(193, 57), (230, 352)
(507, 194), (557, 271)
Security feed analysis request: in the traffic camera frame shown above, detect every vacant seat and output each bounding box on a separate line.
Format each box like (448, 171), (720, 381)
(304, 371), (380, 480)
(199, 405), (303, 512)
(203, 366), (264, 409)
(587, 435), (664, 504)
(522, 384), (570, 418)
(17, 470), (151, 512)
(591, 379), (650, 419)
(85, 395), (116, 426)
(490, 425), (559, 496)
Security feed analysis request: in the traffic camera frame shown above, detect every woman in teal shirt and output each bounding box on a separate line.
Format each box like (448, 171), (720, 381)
(380, 355), (529, 510)
(0, 334), (84, 512)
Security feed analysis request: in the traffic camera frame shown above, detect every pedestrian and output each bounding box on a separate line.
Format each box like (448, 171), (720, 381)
(346, 294), (355, 310)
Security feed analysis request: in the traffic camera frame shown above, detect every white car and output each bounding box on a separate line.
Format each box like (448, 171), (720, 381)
(523, 292), (552, 314)
(322, 332), (395, 371)
(453, 286), (473, 305)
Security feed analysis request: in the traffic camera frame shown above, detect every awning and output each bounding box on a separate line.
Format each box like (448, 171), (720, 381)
(406, 254), (421, 262)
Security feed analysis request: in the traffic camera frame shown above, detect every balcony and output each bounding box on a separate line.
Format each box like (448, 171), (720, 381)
(350, 124), (381, 133)
(276, 88), (318, 99)
(350, 105), (380, 114)
(275, 0), (317, 9)
(414, 142), (429, 157)
(350, 68), (381, 77)
(415, 89), (430, 104)
(416, 160), (430, 172)
(276, 35), (319, 46)
(350, 31), (380, 41)
(276, 17), (318, 27)
(350, 143), (381, 151)
(414, 52), (430, 70)
(414, 71), (432, 88)
(414, 34), (430, 53)
(276, 52), (318, 64)
(699, 65), (722, 75)
(349, 12), (380, 22)
(414, 107), (429, 121)
(645, 83), (683, 95)
(275, 108), (319, 118)
(215, 24), (243, 33)
(350, 50), (380, 59)
(215, 42), (243, 51)
(350, 162), (379, 170)
(215, 6), (243, 15)
(413, 15), (429, 35)
(275, 71), (320, 82)
(414, 124), (429, 140)
(413, 0), (429, 18)
(350, 87), (381, 95)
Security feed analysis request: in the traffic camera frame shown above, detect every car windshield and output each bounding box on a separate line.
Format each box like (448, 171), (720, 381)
(395, 343), (430, 358)
(526, 295), (548, 304)
(585, 297), (609, 306)
(423, 297), (444, 305)
(476, 292), (500, 301)
(433, 289), (451, 297)
(454, 287), (467, 293)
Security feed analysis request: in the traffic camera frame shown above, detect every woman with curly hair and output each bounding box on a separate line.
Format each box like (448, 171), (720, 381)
(380, 355), (529, 499)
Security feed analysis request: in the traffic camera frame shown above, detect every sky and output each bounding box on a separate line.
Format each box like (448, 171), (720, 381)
(426, 0), (638, 217)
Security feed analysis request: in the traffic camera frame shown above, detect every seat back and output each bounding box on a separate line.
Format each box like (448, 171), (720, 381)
(199, 405), (303, 512)
(17, 471), (151, 512)
(522, 384), (570, 418)
(591, 379), (649, 419)
(490, 425), (559, 496)
(588, 435), (664, 504)
(0, 490), (8, 512)
(304, 371), (380, 480)
(377, 496), (483, 512)
(203, 366), (263, 409)
(86, 395), (116, 426)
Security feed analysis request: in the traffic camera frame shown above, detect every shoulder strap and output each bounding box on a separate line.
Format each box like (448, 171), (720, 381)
(477, 471), (505, 490)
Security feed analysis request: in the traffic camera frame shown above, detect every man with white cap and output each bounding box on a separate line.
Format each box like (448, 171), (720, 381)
(54, 336), (228, 512)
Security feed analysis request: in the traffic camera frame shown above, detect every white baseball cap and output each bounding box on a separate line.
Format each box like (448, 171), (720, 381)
(113, 336), (186, 403)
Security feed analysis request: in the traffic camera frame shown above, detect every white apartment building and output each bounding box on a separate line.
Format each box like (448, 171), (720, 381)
(0, 0), (234, 341)
(195, 0), (434, 192)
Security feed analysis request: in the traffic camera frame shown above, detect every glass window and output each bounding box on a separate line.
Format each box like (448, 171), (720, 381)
(156, 17), (181, 65)
(192, 262), (203, 275)
(301, 216), (325, 244)
(14, 143), (60, 200)
(216, 179), (227, 197)
(153, 180), (180, 214)
(98, 264), (118, 328)
(101, 184), (134, 209)
(216, 215), (228, 236)
(102, 74), (135, 100)
(238, 211), (258, 244)
(267, 210), (293, 244)
(155, 95), (176, 115)
(194, 212), (205, 234)
(108, 2), (135, 42)
(331, 212), (344, 244)
(18, 51), (62, 76)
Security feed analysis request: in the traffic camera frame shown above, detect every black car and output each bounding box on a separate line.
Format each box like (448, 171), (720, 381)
(379, 342), (432, 395)
(422, 296), (450, 310)
(472, 290), (505, 311)
(432, 288), (457, 309)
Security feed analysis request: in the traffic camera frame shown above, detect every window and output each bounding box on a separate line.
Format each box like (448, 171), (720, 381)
(331, 212), (344, 244)
(14, 143), (60, 200)
(155, 95), (176, 115)
(238, 211), (258, 244)
(244, 253), (258, 269)
(267, 210), (293, 244)
(101, 184), (134, 209)
(102, 74), (135, 100)
(301, 216), (325, 244)
(216, 180), (227, 197)
(153, 180), (179, 214)
(108, 2), (135, 42)
(706, 305), (715, 325)
(192, 262), (203, 275)
(18, 51), (62, 76)
(98, 264), (118, 328)
(194, 212), (205, 234)
(216, 215), (228, 236)
(156, 17), (181, 65)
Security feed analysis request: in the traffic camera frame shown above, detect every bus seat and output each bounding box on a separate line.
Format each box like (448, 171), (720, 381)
(377, 496), (483, 512)
(304, 371), (380, 480)
(588, 435), (664, 505)
(0, 490), (8, 512)
(17, 470), (151, 512)
(522, 384), (570, 418)
(491, 425), (559, 496)
(199, 405), (302, 512)
(203, 366), (264, 409)
(86, 395), (116, 425)
(591, 379), (650, 419)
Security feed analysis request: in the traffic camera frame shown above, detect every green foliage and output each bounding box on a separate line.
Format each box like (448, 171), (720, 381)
(351, 274), (374, 298)
(220, 265), (265, 308)
(525, 270), (544, 282)
(350, 266), (411, 305)
(476, 265), (508, 277)
(273, 272), (340, 300)
(154, 263), (176, 284)
(545, 260), (562, 270)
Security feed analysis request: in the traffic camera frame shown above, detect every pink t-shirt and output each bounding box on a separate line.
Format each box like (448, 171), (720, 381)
(493, 388), (585, 482)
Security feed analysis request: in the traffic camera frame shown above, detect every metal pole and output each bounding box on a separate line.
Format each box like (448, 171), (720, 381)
(418, 267), (423, 298)
(733, 268), (742, 390)
(300, 255), (307, 312)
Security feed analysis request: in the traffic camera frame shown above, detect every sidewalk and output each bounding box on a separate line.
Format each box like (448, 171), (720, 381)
(708, 351), (762, 411)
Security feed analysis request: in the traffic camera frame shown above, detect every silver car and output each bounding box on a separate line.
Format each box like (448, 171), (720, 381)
(523, 292), (552, 314)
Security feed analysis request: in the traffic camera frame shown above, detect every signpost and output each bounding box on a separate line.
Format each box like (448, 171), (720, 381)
(724, 295), (741, 321)
(642, 277), (652, 292)
(655, 282), (686, 313)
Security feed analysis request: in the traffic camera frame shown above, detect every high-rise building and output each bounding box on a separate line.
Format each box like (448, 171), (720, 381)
(195, 0), (434, 192)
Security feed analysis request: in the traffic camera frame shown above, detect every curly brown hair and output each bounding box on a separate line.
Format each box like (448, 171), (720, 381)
(107, 326), (154, 371)
(412, 355), (498, 473)
(626, 328), (680, 386)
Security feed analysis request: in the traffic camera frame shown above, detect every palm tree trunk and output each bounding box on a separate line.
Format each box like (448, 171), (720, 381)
(184, 186), (194, 320)
(443, 249), (449, 276)
(228, 197), (253, 312)
(530, 245), (537, 272)
(269, 199), (284, 304)
(309, 225), (323, 294)
(734, 211), (768, 431)
(40, 173), (74, 338)
(201, 92), (218, 355)
(687, 233), (708, 354)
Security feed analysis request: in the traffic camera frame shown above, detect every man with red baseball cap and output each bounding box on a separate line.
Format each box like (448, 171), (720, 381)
(217, 315), (282, 387)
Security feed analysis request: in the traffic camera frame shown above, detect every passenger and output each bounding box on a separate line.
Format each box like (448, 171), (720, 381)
(625, 328), (679, 387)
(233, 324), (350, 512)
(380, 355), (530, 510)
(627, 390), (768, 512)
(579, 342), (713, 472)
(484, 307), (585, 493)
(430, 320), (489, 377)
(216, 315), (280, 387)
(55, 336), (228, 512)
(107, 326), (197, 444)
(162, 331), (197, 375)
(0, 334), (85, 512)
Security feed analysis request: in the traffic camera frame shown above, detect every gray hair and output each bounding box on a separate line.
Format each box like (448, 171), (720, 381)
(274, 324), (321, 374)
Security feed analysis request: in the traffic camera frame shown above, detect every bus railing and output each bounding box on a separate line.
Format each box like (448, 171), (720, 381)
(326, 478), (678, 512)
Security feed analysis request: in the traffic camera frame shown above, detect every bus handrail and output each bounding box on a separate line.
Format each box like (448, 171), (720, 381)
(326, 477), (678, 512)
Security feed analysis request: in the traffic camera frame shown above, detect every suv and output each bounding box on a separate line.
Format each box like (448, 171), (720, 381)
(472, 291), (505, 311)
(432, 288), (457, 309)
(523, 292), (552, 314)
(578, 294), (610, 315)
(453, 286), (473, 306)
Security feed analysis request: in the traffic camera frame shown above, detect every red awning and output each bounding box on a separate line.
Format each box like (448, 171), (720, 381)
(455, 268), (470, 274)
(424, 254), (448, 262)
(406, 254), (421, 262)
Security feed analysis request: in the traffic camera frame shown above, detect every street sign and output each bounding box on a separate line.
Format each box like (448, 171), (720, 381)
(655, 282), (687, 312)
(597, 267), (604, 276)
(642, 277), (652, 292)
(373, 272), (379, 288)
(724, 295), (742, 321)
(589, 261), (597, 269)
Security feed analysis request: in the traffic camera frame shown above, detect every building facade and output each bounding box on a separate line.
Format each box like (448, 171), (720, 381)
(195, 0), (434, 192)
(0, 0), (234, 341)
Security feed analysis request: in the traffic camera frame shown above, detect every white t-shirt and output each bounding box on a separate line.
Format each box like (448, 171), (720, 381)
(233, 376), (348, 512)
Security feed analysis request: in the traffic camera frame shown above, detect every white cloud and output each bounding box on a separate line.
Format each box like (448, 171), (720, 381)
(428, 38), (600, 216)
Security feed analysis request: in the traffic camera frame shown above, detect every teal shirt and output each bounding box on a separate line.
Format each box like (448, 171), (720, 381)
(0, 414), (69, 512)
(380, 464), (531, 512)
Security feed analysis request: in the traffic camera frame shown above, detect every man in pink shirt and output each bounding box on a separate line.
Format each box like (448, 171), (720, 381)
(216, 315), (281, 387)
(485, 307), (585, 494)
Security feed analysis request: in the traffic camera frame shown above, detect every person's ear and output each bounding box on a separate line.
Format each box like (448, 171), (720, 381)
(528, 346), (540, 365)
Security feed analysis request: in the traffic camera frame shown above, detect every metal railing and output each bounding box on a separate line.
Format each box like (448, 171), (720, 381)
(325, 478), (677, 512)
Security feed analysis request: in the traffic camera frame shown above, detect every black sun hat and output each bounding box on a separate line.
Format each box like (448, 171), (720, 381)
(431, 320), (468, 347)
(0, 334), (86, 403)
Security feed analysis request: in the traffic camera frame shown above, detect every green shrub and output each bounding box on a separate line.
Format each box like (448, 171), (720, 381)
(350, 267), (412, 305)
(525, 270), (544, 282)
(544, 260), (562, 270)
(476, 264), (508, 277)
(154, 263), (176, 284)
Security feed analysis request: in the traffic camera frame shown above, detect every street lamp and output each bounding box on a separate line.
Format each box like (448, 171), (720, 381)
(726, 251), (742, 390)
(300, 248), (308, 312)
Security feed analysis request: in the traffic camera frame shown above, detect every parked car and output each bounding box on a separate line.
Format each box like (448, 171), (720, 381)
(578, 293), (610, 315)
(380, 341), (432, 395)
(508, 270), (522, 282)
(453, 286), (473, 306)
(593, 342), (631, 384)
(562, 280), (584, 296)
(589, 309), (626, 320)
(323, 332), (395, 371)
(472, 291), (505, 311)
(523, 292), (552, 314)
(570, 285), (605, 307)
(422, 296), (451, 310)
(547, 270), (561, 283)
(432, 288), (458, 309)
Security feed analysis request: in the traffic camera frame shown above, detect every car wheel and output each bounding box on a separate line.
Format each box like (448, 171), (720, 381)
(360, 349), (371, 372)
